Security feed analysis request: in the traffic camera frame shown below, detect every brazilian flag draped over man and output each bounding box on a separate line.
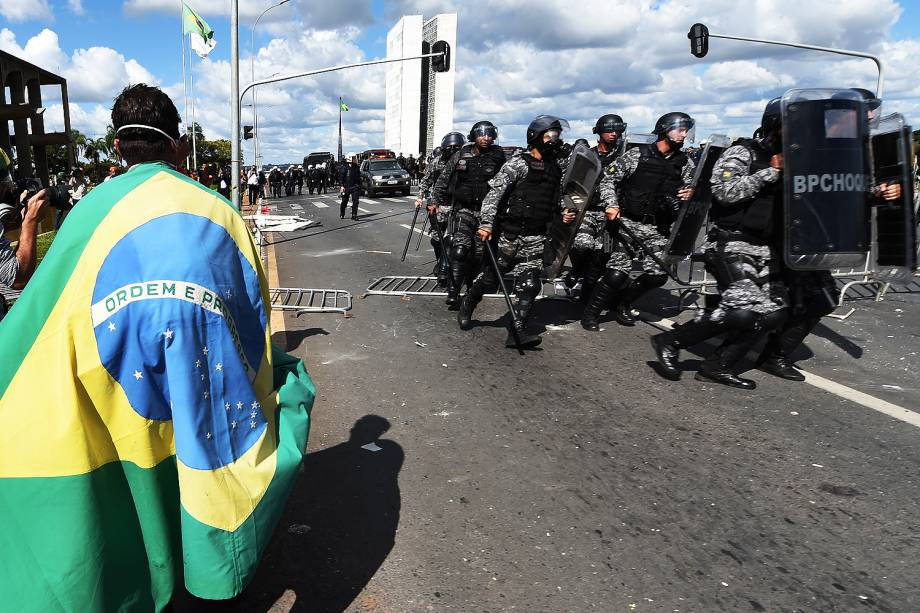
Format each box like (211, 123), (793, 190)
(0, 157), (315, 609)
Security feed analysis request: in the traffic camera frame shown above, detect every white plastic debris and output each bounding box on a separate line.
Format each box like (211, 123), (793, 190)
(790, 411), (799, 416)
(415, 341), (428, 348)
(812, 463), (824, 468)
(361, 442), (383, 452)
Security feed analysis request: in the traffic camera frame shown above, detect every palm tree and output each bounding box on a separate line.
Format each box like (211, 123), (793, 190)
(70, 129), (87, 161)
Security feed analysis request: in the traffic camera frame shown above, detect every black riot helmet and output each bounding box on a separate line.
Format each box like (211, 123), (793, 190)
(850, 87), (881, 110)
(757, 97), (782, 154)
(525, 115), (570, 158)
(441, 131), (465, 153)
(574, 138), (590, 148)
(653, 112), (694, 150)
(593, 113), (627, 135)
(468, 121), (498, 142)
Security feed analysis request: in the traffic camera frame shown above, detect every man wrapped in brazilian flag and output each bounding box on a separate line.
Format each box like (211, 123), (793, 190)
(0, 84), (316, 611)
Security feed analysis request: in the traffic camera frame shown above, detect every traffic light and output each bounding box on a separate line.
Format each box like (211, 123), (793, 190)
(431, 40), (451, 73)
(688, 23), (709, 58)
(243, 125), (254, 140)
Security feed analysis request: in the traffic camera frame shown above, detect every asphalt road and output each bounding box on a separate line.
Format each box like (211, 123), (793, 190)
(227, 188), (920, 612)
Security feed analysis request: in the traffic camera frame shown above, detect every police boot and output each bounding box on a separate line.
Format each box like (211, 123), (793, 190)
(431, 240), (444, 279)
(457, 291), (480, 330)
(650, 319), (723, 381)
(615, 273), (667, 326)
(695, 333), (758, 390)
(505, 318), (542, 348)
(446, 246), (467, 307)
(581, 270), (629, 331)
(757, 315), (816, 382)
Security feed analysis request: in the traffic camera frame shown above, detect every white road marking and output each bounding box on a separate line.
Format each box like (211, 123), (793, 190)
(383, 197), (406, 203)
(312, 201), (329, 208)
(399, 223), (426, 235)
(362, 199), (383, 205)
(357, 207), (373, 213)
(640, 312), (920, 429)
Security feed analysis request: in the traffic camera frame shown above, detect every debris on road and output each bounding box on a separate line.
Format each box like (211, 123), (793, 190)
(361, 442), (383, 452)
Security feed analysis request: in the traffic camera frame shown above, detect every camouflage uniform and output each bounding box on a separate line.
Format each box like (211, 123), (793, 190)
(599, 146), (695, 276)
(461, 151), (566, 326)
(705, 144), (788, 321)
(419, 154), (451, 241)
(567, 145), (621, 293)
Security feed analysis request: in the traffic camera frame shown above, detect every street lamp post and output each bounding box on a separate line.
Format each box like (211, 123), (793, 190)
(251, 0), (290, 171)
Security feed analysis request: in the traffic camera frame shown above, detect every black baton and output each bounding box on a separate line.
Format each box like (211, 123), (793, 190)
(482, 237), (525, 355)
(401, 206), (422, 262)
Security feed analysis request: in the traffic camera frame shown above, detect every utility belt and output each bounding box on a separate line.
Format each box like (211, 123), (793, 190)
(620, 210), (657, 225)
(707, 226), (770, 249)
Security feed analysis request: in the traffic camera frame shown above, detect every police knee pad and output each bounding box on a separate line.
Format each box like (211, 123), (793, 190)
(451, 243), (469, 262)
(640, 273), (668, 290)
(602, 268), (631, 290)
(518, 273), (541, 299)
(804, 293), (836, 319)
(722, 309), (760, 331)
(759, 309), (788, 332)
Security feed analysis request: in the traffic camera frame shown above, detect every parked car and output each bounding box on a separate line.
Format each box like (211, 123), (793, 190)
(359, 149), (396, 163)
(360, 158), (411, 197)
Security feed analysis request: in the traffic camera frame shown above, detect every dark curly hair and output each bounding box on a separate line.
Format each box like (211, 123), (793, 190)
(111, 84), (182, 165)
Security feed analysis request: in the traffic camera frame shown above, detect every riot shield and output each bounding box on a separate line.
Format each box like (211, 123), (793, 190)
(870, 113), (917, 281)
(543, 143), (603, 279)
(624, 132), (657, 151)
(782, 88), (870, 270)
(664, 134), (731, 261)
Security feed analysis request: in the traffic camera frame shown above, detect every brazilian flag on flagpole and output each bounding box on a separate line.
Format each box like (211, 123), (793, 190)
(182, 1), (216, 58)
(0, 162), (315, 611)
(339, 97), (349, 112)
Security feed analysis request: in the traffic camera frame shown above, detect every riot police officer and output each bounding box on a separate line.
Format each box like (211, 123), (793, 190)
(418, 132), (465, 285)
(650, 99), (789, 389)
(565, 113), (627, 302)
(756, 87), (902, 381)
(431, 120), (506, 306)
(457, 115), (578, 348)
(581, 112), (696, 331)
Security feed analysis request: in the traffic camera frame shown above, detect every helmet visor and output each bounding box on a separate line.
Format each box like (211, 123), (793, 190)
(664, 118), (695, 145)
(597, 120), (627, 134)
(471, 125), (498, 139)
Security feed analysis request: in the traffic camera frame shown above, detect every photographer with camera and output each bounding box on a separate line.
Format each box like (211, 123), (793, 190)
(0, 157), (50, 291)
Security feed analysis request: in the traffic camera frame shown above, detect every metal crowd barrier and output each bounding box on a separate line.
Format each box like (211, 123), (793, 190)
(247, 211), (353, 316)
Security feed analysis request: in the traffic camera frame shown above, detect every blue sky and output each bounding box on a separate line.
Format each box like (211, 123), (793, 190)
(3, 1), (920, 162)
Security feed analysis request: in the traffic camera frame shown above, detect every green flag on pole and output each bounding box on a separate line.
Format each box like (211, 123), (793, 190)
(339, 97), (349, 112)
(182, 2), (216, 58)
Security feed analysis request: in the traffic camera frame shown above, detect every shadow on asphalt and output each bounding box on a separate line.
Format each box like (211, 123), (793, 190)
(169, 416), (403, 613)
(271, 328), (329, 352)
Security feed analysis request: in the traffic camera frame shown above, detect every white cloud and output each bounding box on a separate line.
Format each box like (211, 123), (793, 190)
(67, 0), (85, 16)
(0, 0), (52, 22)
(5, 0), (920, 163)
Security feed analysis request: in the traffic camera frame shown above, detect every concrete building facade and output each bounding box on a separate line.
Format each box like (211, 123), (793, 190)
(385, 14), (456, 157)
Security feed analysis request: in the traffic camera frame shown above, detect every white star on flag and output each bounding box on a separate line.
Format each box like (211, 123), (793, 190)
(231, 420), (237, 429)
(206, 432), (212, 440)
(225, 402), (231, 411)
(202, 346), (209, 355)
(195, 359), (201, 368)
(108, 322), (116, 332)
(133, 370), (143, 380)
(236, 401), (244, 410)
(251, 401), (260, 410)
(203, 390), (209, 399)
(250, 411), (257, 418)
(164, 328), (174, 339)
(215, 363), (223, 371)
(250, 421), (257, 429)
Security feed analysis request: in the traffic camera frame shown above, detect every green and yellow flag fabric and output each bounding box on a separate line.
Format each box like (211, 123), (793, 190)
(339, 97), (349, 112)
(182, 2), (216, 58)
(0, 162), (315, 611)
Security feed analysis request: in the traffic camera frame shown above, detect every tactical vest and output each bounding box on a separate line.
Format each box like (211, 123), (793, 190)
(500, 154), (562, 236)
(450, 144), (506, 211)
(588, 145), (620, 210)
(709, 138), (778, 242)
(620, 144), (687, 219)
